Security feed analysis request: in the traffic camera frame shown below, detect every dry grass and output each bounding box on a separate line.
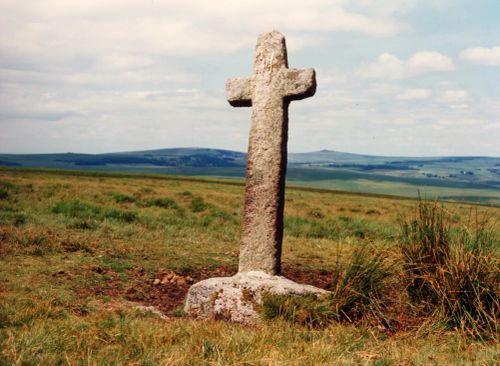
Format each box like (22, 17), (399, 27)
(399, 199), (499, 337)
(0, 169), (499, 365)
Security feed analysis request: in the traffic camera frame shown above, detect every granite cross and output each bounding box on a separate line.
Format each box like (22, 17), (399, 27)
(226, 30), (316, 275)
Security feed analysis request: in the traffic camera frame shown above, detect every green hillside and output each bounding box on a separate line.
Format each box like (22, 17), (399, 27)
(0, 148), (498, 205)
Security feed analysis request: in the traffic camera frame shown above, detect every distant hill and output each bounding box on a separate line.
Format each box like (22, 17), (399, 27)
(289, 149), (500, 183)
(0, 148), (246, 169)
(1, 147), (499, 205)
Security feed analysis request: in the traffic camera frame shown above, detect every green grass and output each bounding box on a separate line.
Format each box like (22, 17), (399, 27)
(399, 200), (499, 337)
(284, 215), (393, 241)
(189, 196), (207, 212)
(0, 169), (499, 364)
(262, 246), (393, 327)
(2, 165), (499, 206)
(0, 211), (27, 226)
(52, 200), (139, 224)
(329, 246), (393, 321)
(146, 197), (179, 209)
(113, 193), (137, 203)
(52, 200), (102, 219)
(0, 188), (8, 200)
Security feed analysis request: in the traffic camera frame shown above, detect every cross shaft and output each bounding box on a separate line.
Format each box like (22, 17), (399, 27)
(226, 30), (316, 275)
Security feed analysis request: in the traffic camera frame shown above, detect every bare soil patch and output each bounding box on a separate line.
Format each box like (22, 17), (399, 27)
(76, 264), (424, 333)
(77, 265), (334, 315)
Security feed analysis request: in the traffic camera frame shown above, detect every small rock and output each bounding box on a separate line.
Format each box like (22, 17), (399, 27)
(153, 278), (161, 285)
(175, 277), (186, 286)
(160, 272), (176, 284)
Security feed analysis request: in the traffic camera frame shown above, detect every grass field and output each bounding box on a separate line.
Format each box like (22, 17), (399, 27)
(0, 169), (498, 365)
(2, 147), (499, 206)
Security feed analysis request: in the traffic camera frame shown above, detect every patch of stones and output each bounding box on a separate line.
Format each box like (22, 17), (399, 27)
(152, 271), (195, 286)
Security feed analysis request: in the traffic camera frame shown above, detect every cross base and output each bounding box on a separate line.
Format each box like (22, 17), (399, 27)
(185, 272), (327, 324)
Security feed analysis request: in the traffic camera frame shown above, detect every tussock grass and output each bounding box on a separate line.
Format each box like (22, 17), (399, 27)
(399, 199), (499, 337)
(329, 246), (393, 321)
(262, 246), (393, 327)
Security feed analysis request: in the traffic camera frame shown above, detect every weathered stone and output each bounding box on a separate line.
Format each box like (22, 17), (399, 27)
(227, 30), (316, 275)
(185, 271), (326, 325)
(185, 30), (321, 323)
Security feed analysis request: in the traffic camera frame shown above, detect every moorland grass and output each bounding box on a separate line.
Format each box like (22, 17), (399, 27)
(262, 246), (393, 327)
(399, 199), (499, 337)
(146, 197), (179, 209)
(189, 196), (207, 212)
(52, 200), (139, 224)
(113, 193), (137, 203)
(0, 188), (8, 200)
(284, 215), (394, 241)
(0, 170), (498, 365)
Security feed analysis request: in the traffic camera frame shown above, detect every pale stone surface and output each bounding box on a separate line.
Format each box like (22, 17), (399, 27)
(185, 31), (321, 323)
(226, 30), (316, 275)
(185, 271), (327, 325)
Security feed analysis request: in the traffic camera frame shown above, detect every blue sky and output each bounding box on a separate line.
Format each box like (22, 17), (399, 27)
(0, 0), (499, 156)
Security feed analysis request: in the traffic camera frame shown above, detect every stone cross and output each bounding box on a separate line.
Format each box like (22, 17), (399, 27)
(226, 30), (316, 275)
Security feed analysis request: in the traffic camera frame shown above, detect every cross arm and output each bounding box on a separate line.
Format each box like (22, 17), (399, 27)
(282, 68), (316, 101)
(226, 76), (254, 107)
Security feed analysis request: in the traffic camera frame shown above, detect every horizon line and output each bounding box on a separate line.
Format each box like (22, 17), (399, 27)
(0, 146), (499, 159)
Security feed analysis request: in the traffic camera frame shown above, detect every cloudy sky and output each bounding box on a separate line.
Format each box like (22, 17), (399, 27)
(1, 0), (499, 156)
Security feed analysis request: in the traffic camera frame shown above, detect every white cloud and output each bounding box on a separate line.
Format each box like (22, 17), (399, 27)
(1, 1), (499, 157)
(353, 0), (417, 16)
(436, 89), (468, 103)
(436, 118), (481, 127)
(0, 0), (409, 124)
(408, 52), (455, 72)
(366, 83), (401, 96)
(434, 89), (469, 111)
(396, 88), (432, 100)
(176, 88), (200, 94)
(0, 0), (406, 63)
(99, 53), (153, 71)
(460, 46), (500, 66)
(358, 51), (455, 79)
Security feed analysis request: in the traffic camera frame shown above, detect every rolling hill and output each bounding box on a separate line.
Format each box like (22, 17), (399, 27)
(0, 148), (499, 205)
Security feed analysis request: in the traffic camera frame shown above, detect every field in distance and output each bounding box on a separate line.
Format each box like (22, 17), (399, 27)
(0, 169), (498, 365)
(1, 147), (499, 205)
